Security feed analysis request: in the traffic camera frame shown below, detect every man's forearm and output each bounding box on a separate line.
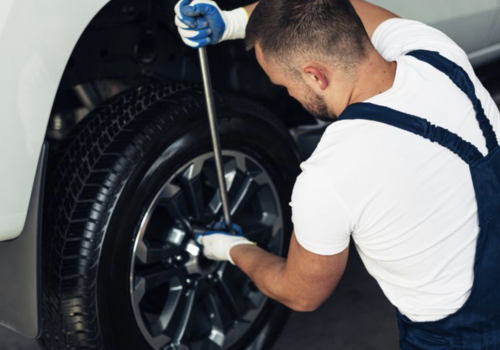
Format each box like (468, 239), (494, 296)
(230, 245), (296, 307)
(229, 234), (348, 312)
(230, 245), (321, 311)
(242, 0), (398, 39)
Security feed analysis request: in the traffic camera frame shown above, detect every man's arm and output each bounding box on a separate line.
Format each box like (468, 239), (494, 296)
(231, 231), (349, 312)
(349, 0), (399, 39)
(243, 2), (258, 17)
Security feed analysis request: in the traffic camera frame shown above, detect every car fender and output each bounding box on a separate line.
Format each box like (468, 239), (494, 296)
(0, 0), (110, 242)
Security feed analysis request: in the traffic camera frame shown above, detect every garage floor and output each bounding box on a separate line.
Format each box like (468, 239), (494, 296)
(0, 243), (399, 350)
(272, 244), (399, 350)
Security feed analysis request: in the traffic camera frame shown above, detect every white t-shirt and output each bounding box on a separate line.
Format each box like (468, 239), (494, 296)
(289, 18), (500, 322)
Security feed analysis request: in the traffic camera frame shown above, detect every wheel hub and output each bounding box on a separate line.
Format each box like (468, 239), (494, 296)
(183, 238), (221, 277)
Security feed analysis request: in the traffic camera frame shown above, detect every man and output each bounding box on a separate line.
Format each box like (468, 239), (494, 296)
(175, 0), (500, 348)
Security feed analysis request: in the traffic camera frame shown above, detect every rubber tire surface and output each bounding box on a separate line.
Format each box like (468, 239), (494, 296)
(38, 82), (301, 350)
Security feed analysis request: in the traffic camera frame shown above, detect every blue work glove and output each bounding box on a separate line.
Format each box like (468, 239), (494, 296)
(195, 222), (255, 264)
(174, 0), (249, 48)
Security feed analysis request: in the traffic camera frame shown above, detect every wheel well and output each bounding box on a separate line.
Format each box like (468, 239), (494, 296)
(47, 0), (316, 144)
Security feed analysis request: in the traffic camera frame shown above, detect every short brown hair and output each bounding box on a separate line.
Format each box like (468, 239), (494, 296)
(245, 0), (370, 71)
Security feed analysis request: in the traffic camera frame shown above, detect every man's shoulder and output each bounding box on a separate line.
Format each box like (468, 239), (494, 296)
(303, 119), (392, 173)
(316, 118), (394, 151)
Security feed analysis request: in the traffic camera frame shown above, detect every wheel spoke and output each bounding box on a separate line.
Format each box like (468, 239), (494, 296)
(131, 274), (183, 347)
(148, 334), (173, 350)
(246, 288), (266, 311)
(136, 238), (183, 265)
(206, 156), (272, 219)
(206, 159), (242, 217)
(160, 184), (191, 231)
(244, 223), (274, 242)
(152, 283), (184, 337)
(206, 190), (222, 217)
(230, 175), (260, 216)
(166, 344), (190, 350)
(136, 264), (181, 292)
(172, 288), (197, 346)
(214, 282), (241, 320)
(213, 265), (250, 320)
(207, 293), (227, 348)
(180, 163), (205, 222)
(141, 245), (174, 265)
(251, 171), (270, 186)
(132, 274), (147, 305)
(135, 236), (150, 265)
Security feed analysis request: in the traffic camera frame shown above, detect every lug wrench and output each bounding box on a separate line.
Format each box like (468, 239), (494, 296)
(198, 47), (233, 231)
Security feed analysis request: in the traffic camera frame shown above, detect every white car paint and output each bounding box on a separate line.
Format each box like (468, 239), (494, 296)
(370, 0), (500, 65)
(0, 0), (109, 241)
(483, 0), (500, 65)
(0, 0), (498, 242)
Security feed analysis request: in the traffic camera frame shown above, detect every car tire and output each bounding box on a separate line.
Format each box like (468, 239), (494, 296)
(38, 82), (301, 350)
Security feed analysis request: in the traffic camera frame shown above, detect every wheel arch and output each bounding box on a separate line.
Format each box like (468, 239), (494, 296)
(0, 0), (112, 339)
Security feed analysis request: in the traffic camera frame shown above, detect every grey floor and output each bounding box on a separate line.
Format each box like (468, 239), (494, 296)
(273, 245), (399, 350)
(0, 244), (399, 350)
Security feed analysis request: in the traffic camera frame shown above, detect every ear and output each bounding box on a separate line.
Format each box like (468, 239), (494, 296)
(303, 66), (329, 91)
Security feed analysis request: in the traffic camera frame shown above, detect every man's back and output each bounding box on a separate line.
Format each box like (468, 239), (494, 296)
(290, 18), (500, 322)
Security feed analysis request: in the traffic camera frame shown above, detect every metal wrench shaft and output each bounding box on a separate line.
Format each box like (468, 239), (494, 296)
(198, 47), (232, 229)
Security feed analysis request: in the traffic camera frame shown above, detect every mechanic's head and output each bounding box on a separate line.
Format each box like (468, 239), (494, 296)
(246, 0), (372, 121)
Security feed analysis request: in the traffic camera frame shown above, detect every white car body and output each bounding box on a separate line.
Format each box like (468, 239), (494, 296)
(0, 0), (109, 241)
(0, 0), (499, 242)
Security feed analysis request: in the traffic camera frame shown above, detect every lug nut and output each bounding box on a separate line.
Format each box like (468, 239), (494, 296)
(186, 278), (192, 285)
(175, 255), (183, 261)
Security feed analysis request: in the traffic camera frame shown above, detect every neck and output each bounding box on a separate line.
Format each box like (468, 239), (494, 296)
(347, 49), (397, 106)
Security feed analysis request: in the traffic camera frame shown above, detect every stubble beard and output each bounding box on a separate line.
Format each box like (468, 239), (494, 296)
(303, 86), (337, 122)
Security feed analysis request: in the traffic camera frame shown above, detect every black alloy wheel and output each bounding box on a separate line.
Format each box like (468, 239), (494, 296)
(39, 82), (301, 350)
(130, 150), (284, 350)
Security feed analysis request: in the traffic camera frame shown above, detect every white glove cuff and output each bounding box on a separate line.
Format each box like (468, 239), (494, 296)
(227, 240), (256, 265)
(221, 7), (249, 41)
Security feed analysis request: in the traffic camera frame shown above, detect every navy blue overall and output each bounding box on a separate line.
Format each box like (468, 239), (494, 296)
(338, 50), (500, 349)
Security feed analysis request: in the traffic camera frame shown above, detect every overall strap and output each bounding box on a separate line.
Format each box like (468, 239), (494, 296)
(339, 103), (484, 165)
(406, 50), (499, 153)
